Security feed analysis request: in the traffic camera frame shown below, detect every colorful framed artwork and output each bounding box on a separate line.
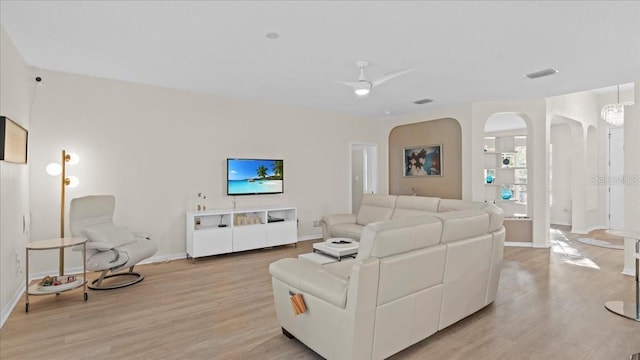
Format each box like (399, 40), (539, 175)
(403, 144), (442, 177)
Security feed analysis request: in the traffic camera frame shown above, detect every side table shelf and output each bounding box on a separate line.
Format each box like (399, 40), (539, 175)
(25, 237), (89, 312)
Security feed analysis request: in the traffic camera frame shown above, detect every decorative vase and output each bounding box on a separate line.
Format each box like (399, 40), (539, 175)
(486, 174), (493, 184)
(501, 186), (513, 200)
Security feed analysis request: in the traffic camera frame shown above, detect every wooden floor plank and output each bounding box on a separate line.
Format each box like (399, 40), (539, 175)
(1, 227), (638, 359)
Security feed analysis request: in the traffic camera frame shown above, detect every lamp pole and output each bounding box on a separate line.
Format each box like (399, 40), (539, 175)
(47, 149), (79, 276)
(59, 150), (67, 275)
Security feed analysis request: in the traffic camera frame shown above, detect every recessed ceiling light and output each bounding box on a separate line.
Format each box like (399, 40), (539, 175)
(265, 32), (280, 39)
(525, 68), (558, 79)
(413, 98), (433, 105)
(384, 111), (391, 115)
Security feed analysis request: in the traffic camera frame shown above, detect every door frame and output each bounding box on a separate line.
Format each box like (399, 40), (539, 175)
(607, 126), (624, 230)
(349, 142), (378, 213)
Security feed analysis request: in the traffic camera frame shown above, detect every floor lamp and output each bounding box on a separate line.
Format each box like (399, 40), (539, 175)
(46, 150), (79, 275)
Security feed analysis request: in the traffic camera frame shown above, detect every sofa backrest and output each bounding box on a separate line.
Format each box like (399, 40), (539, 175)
(356, 194), (397, 226)
(435, 209), (490, 243)
(356, 214), (442, 260)
(437, 199), (504, 233)
(437, 199), (484, 212)
(391, 195), (440, 219)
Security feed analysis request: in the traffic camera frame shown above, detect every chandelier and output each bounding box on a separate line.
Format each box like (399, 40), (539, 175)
(601, 85), (625, 126)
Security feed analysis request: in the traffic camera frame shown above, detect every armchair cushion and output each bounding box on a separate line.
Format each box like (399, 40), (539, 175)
(84, 241), (116, 252)
(83, 224), (136, 248)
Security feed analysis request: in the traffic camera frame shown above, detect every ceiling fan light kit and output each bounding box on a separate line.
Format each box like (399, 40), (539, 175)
(354, 81), (372, 96)
(334, 60), (414, 97)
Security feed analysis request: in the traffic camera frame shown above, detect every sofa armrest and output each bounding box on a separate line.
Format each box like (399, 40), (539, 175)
(322, 214), (357, 227)
(269, 258), (349, 308)
(321, 214), (357, 240)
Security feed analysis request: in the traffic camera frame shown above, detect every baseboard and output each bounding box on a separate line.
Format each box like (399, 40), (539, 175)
(297, 234), (322, 242)
(504, 242), (533, 248)
(141, 253), (187, 264)
(1, 279), (26, 329)
(570, 225), (607, 235)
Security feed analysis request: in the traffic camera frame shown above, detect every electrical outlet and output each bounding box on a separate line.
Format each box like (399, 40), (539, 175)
(313, 220), (321, 227)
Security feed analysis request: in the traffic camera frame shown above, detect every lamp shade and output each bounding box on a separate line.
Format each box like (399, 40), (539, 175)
(66, 176), (80, 188)
(66, 152), (80, 165)
(46, 163), (62, 176)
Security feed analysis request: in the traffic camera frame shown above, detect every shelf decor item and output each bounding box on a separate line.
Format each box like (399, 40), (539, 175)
(501, 186), (513, 200)
(486, 174), (493, 184)
(196, 192), (207, 211)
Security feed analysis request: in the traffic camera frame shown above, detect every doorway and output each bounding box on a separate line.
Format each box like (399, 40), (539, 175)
(608, 127), (624, 230)
(350, 143), (378, 213)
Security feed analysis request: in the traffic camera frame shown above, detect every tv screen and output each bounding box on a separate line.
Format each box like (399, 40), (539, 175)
(227, 158), (284, 195)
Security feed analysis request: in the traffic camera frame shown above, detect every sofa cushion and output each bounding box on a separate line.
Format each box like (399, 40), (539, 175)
(435, 209), (489, 243)
(330, 223), (365, 240)
(377, 244), (446, 305)
(391, 196), (440, 219)
(356, 215), (442, 261)
(356, 194), (397, 226)
(269, 258), (348, 308)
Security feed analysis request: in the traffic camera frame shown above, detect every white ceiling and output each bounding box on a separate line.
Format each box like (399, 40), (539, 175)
(1, 1), (639, 119)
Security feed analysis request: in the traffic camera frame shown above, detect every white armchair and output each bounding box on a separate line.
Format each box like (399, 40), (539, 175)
(69, 195), (157, 290)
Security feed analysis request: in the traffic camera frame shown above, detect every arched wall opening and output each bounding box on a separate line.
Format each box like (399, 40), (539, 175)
(550, 114), (598, 233)
(483, 113), (529, 217)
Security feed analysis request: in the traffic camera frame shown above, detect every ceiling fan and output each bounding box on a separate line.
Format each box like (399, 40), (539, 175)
(334, 60), (414, 97)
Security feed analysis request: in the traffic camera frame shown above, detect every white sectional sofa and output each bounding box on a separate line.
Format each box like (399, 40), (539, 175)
(322, 194), (502, 241)
(269, 196), (505, 359)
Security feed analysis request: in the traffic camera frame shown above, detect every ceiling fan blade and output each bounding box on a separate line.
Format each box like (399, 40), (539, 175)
(371, 68), (414, 88)
(331, 79), (360, 87)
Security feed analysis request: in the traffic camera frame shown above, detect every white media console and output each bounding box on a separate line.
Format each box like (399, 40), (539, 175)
(186, 207), (297, 259)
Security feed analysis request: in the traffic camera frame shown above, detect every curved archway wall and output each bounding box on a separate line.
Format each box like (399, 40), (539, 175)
(388, 118), (462, 198)
(547, 90), (608, 234)
(549, 115), (596, 233)
(471, 100), (549, 248)
(483, 113), (529, 217)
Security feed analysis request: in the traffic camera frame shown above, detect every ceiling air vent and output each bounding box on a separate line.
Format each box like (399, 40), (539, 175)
(413, 98), (433, 105)
(525, 68), (559, 79)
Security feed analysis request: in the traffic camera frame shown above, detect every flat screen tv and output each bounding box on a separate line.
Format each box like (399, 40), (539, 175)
(227, 158), (284, 195)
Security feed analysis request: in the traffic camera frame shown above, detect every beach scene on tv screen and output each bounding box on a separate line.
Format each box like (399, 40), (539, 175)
(228, 159), (283, 194)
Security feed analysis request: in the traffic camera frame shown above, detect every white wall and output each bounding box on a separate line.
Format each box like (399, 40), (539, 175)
(0, 27), (33, 327)
(622, 81), (640, 274)
(550, 123), (572, 225)
(26, 69), (383, 275)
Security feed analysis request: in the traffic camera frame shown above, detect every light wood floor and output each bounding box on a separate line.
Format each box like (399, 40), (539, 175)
(1, 227), (638, 359)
